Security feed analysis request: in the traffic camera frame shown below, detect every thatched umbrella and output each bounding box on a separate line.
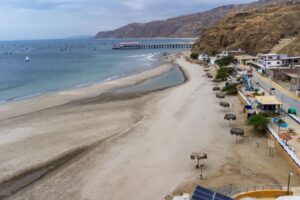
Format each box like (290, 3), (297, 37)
(220, 101), (230, 108)
(225, 113), (236, 120)
(216, 93), (225, 102)
(190, 152), (208, 179)
(213, 79), (223, 83)
(213, 86), (220, 92)
(224, 113), (236, 126)
(220, 101), (230, 111)
(230, 127), (244, 143)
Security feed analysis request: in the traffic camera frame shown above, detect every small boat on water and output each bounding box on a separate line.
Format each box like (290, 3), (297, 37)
(25, 56), (30, 62)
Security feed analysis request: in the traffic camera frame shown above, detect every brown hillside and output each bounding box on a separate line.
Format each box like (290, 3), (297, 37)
(192, 1), (300, 55)
(95, 5), (235, 38)
(279, 37), (300, 56)
(95, 0), (293, 39)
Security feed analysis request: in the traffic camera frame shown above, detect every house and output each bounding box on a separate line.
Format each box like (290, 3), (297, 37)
(210, 56), (217, 65)
(216, 49), (246, 59)
(256, 53), (288, 69)
(198, 53), (209, 61)
(235, 55), (257, 65)
(255, 96), (282, 114)
(282, 56), (300, 67)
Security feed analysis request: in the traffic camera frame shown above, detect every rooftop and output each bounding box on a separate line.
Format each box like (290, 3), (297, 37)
(256, 96), (282, 105)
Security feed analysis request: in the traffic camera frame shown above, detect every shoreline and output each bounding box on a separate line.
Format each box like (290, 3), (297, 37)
(1, 54), (297, 200)
(0, 52), (164, 106)
(0, 52), (187, 198)
(0, 55), (181, 120)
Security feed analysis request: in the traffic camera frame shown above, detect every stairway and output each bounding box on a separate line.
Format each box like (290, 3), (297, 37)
(270, 37), (296, 54)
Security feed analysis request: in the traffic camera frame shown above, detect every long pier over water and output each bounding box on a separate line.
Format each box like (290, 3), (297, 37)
(112, 42), (193, 50)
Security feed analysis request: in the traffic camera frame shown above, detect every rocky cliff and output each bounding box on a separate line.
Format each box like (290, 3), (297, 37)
(192, 1), (300, 55)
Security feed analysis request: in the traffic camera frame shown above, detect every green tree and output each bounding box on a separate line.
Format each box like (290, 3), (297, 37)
(215, 56), (238, 67)
(190, 52), (199, 60)
(215, 67), (230, 80)
(222, 84), (238, 95)
(247, 113), (270, 131)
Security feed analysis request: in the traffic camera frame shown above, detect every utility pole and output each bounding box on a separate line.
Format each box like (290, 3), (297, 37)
(287, 171), (293, 195)
(269, 70), (274, 95)
(282, 94), (286, 122)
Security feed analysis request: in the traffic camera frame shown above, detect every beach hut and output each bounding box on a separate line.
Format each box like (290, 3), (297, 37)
(255, 96), (282, 114)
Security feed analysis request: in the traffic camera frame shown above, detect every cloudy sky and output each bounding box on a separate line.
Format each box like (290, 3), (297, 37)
(0, 0), (255, 40)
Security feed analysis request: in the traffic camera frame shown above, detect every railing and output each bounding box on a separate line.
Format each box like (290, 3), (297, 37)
(228, 184), (287, 197)
(267, 125), (300, 169)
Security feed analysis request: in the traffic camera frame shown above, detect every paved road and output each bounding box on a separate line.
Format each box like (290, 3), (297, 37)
(252, 72), (300, 112)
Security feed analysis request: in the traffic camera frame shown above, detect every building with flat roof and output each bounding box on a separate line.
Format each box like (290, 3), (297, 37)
(256, 53), (288, 69)
(282, 57), (300, 67)
(217, 49), (246, 59)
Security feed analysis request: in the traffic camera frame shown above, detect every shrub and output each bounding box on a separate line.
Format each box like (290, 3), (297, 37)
(215, 56), (238, 67)
(222, 84), (238, 95)
(247, 113), (270, 131)
(190, 52), (199, 60)
(215, 67), (230, 80)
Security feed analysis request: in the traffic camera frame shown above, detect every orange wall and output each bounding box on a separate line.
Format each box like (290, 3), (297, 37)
(233, 190), (293, 200)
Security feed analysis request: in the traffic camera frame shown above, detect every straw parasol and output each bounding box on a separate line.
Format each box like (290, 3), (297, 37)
(220, 101), (230, 108)
(224, 113), (236, 125)
(213, 86), (220, 92)
(230, 127), (244, 143)
(216, 93), (225, 102)
(224, 113), (236, 120)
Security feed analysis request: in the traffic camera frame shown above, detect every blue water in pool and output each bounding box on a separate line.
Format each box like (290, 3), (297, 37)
(0, 38), (192, 103)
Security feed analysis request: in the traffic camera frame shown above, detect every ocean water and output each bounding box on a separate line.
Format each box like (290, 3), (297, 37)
(0, 38), (192, 103)
(114, 66), (185, 94)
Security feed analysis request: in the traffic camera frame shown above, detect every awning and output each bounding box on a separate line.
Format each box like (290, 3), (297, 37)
(256, 96), (281, 105)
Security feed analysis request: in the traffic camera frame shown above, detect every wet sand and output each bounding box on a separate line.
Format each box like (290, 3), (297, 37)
(0, 53), (297, 200)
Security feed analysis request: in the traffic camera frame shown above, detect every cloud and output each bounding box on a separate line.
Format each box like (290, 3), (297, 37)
(0, 0), (255, 40)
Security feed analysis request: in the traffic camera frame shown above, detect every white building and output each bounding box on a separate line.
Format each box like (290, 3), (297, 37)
(217, 49), (246, 58)
(256, 53), (288, 69)
(210, 57), (217, 65)
(198, 53), (209, 61)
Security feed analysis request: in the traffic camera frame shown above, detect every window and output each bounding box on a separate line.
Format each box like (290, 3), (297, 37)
(267, 62), (271, 64)
(277, 62), (280, 64)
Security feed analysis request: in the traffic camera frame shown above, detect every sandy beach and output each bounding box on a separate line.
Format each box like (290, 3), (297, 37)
(0, 53), (298, 200)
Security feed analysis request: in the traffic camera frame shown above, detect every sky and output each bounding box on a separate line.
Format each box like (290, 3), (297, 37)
(0, 0), (255, 40)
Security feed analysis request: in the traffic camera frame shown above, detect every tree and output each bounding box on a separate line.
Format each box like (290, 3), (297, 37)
(222, 84), (238, 95)
(190, 52), (199, 60)
(215, 67), (230, 80)
(247, 113), (270, 131)
(215, 56), (238, 67)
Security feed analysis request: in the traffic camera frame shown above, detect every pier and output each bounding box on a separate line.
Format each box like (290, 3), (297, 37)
(112, 42), (193, 50)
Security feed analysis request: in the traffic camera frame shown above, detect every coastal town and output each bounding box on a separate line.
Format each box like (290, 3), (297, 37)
(0, 0), (300, 200)
(170, 43), (300, 199)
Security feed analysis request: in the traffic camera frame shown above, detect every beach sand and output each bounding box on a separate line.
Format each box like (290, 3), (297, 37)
(0, 54), (298, 200)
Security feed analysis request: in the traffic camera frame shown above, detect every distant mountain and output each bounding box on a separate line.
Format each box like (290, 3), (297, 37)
(66, 35), (92, 39)
(192, 1), (300, 55)
(95, 5), (236, 39)
(94, 0), (293, 39)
